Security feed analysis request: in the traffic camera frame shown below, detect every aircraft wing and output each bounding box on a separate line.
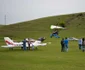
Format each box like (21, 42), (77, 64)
(50, 25), (65, 29)
(1, 45), (15, 48)
(1, 44), (22, 48)
(32, 41), (47, 47)
(68, 37), (79, 41)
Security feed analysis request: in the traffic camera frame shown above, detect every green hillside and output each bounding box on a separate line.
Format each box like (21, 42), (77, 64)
(0, 12), (85, 38)
(0, 12), (85, 70)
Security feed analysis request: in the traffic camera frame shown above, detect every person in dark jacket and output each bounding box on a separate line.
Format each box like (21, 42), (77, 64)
(82, 38), (85, 52)
(61, 38), (65, 52)
(28, 38), (31, 50)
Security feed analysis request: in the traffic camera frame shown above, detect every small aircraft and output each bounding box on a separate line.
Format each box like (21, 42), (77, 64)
(50, 25), (66, 30)
(1, 37), (47, 49)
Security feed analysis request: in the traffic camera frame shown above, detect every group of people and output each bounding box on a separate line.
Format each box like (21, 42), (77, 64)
(60, 37), (69, 52)
(50, 29), (85, 52)
(78, 38), (85, 52)
(22, 38), (33, 51)
(22, 37), (46, 51)
(50, 30), (69, 52)
(60, 37), (85, 52)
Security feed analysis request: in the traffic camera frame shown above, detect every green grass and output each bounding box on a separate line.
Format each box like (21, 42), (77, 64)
(0, 12), (85, 70)
(0, 40), (85, 70)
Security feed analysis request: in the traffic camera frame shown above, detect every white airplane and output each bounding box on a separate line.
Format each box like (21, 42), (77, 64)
(1, 37), (47, 49)
(50, 25), (66, 29)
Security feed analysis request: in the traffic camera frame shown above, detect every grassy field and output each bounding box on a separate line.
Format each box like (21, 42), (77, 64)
(0, 12), (85, 70)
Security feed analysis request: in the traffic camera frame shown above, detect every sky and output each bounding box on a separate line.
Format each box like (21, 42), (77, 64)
(0, 0), (85, 25)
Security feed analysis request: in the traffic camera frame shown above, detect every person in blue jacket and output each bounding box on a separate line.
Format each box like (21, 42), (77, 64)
(78, 39), (82, 50)
(50, 30), (60, 38)
(22, 39), (27, 50)
(64, 37), (69, 52)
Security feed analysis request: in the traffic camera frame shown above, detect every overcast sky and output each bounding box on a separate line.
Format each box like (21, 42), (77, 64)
(0, 0), (85, 25)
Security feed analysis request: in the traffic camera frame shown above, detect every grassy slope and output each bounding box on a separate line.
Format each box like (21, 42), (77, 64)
(0, 12), (85, 70)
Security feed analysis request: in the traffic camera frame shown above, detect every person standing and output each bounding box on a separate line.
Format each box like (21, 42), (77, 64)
(28, 38), (31, 50)
(60, 38), (65, 52)
(22, 39), (27, 50)
(64, 37), (69, 52)
(78, 39), (82, 50)
(82, 38), (85, 52)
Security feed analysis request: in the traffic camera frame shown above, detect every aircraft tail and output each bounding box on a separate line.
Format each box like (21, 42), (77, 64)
(4, 37), (14, 45)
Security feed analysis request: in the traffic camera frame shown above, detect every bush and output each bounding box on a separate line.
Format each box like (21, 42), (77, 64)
(59, 22), (66, 27)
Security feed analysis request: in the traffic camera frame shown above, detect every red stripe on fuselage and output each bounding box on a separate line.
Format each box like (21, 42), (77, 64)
(5, 40), (14, 45)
